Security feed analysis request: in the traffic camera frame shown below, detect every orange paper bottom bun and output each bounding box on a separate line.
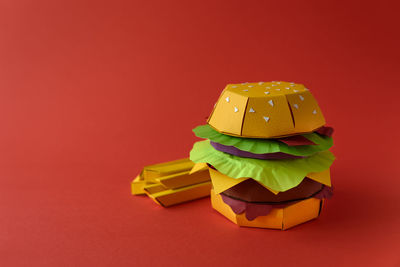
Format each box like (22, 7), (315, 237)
(210, 189), (323, 230)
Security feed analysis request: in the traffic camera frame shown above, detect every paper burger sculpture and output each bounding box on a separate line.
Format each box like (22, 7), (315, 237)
(189, 81), (335, 230)
(132, 81), (335, 230)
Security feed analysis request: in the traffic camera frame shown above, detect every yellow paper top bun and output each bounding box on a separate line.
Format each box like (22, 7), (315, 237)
(207, 81), (326, 138)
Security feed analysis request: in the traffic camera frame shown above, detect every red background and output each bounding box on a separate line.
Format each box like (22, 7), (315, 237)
(1, 0), (399, 266)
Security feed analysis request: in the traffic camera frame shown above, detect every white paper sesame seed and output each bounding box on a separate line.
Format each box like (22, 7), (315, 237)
(312, 109), (317, 114)
(272, 84), (277, 87)
(285, 87), (290, 90)
(249, 108), (255, 113)
(293, 90), (298, 92)
(299, 95), (304, 101)
(225, 97), (230, 103)
(266, 87), (271, 89)
(293, 104), (299, 109)
(243, 89), (248, 92)
(275, 88), (281, 91)
(231, 85), (237, 88)
(234, 107), (238, 112)
(264, 91), (270, 95)
(268, 100), (274, 107)
(263, 116), (270, 122)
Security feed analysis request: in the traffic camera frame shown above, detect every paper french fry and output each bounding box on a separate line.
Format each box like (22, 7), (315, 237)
(146, 181), (212, 207)
(133, 158), (212, 206)
(156, 169), (210, 189)
(131, 175), (149, 195)
(142, 158), (194, 182)
(143, 183), (168, 194)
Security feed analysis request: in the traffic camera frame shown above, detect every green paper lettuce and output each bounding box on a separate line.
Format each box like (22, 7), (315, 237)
(189, 140), (335, 192)
(193, 124), (333, 157)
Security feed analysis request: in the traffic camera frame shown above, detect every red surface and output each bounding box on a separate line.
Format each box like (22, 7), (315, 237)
(1, 0), (400, 266)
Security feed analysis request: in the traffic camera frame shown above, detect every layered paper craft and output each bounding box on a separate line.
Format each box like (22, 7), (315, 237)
(221, 177), (329, 203)
(193, 124), (333, 157)
(210, 142), (304, 159)
(208, 166), (331, 195)
(131, 158), (211, 207)
(190, 140), (334, 192)
(189, 81), (335, 229)
(133, 81), (335, 230)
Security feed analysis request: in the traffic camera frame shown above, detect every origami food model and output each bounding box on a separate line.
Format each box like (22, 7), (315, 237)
(190, 81), (335, 230)
(131, 158), (212, 207)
